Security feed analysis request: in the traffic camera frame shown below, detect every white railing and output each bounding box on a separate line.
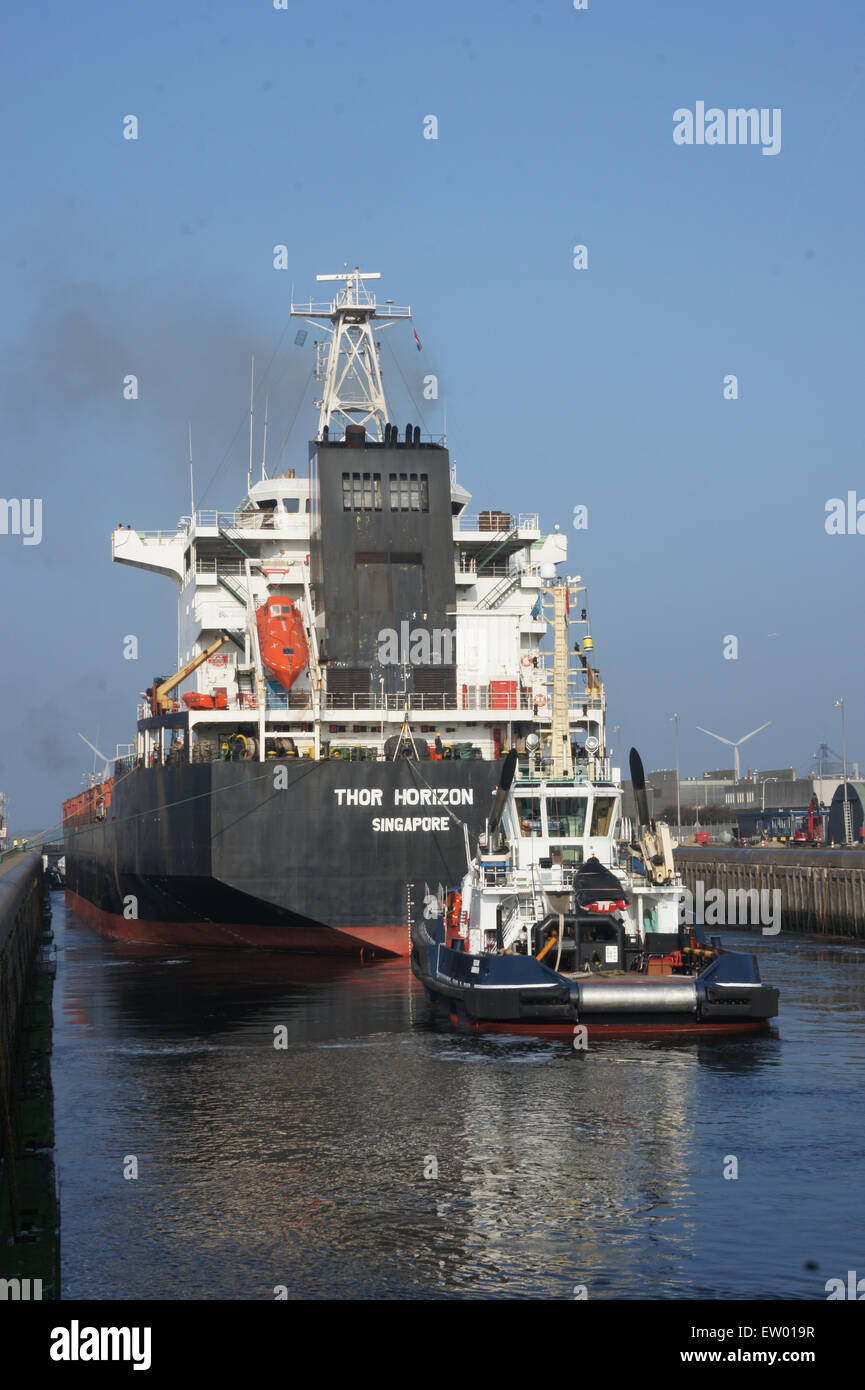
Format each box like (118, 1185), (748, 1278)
(291, 296), (410, 316)
(454, 513), (540, 533)
(185, 509), (306, 532)
(116, 526), (188, 543)
(460, 560), (515, 578)
(137, 685), (603, 720)
(196, 559), (245, 576)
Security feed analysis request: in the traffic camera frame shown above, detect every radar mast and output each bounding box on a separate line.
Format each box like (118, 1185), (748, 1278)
(291, 267), (411, 442)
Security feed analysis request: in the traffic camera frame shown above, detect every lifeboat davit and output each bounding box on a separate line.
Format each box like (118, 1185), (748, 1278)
(255, 595), (309, 691)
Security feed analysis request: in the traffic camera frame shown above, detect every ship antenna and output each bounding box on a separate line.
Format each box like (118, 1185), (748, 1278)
(260, 392), (269, 481)
(247, 355), (255, 493)
(291, 267), (411, 442)
(188, 422), (194, 517)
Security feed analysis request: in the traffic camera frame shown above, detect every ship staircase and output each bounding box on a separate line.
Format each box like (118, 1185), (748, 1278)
(217, 574), (246, 607)
(474, 526), (518, 573)
(475, 571), (520, 610)
(472, 525), (520, 609)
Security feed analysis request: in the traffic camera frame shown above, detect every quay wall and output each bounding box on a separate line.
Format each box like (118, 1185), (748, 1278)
(675, 847), (865, 940)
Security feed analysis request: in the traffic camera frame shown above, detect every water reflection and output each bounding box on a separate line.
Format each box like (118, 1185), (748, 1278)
(52, 902), (865, 1300)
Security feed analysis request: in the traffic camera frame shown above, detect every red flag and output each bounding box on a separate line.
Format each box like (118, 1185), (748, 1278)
(565, 588), (570, 618)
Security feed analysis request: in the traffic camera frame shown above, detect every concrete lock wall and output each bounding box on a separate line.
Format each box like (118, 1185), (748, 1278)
(0, 850), (59, 1299)
(675, 847), (865, 939)
(0, 853), (44, 1086)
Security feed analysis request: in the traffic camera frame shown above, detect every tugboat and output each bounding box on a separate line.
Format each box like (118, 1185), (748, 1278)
(410, 585), (779, 1036)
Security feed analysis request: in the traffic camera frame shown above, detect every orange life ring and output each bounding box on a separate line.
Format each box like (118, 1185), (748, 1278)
(536, 693), (546, 707)
(521, 654), (532, 667)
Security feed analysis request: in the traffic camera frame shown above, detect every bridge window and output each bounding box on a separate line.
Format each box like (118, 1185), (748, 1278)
(516, 795), (542, 836)
(546, 794), (587, 838)
(590, 796), (616, 836)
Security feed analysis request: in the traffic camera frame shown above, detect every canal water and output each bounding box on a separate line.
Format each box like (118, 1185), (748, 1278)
(51, 894), (865, 1300)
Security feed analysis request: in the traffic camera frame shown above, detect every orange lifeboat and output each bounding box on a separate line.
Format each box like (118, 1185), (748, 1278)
(255, 595), (309, 691)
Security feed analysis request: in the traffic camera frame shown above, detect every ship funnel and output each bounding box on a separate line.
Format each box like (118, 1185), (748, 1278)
(346, 423), (365, 447)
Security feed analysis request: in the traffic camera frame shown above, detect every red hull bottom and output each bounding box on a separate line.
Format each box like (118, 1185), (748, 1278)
(449, 1011), (771, 1040)
(64, 889), (409, 958)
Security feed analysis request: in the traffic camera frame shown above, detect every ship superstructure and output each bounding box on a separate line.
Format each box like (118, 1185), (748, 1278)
(111, 270), (607, 777)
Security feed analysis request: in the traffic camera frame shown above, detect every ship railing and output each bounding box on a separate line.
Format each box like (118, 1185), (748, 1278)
(132, 689), (602, 721)
(318, 690), (537, 712)
(185, 509), (305, 532)
(118, 525), (189, 543)
(291, 294), (411, 317)
(456, 558), (512, 578)
(196, 559), (247, 576)
(195, 559), (306, 580)
(514, 755), (613, 782)
(454, 513), (540, 533)
(264, 691), (313, 710)
(129, 696), (607, 723)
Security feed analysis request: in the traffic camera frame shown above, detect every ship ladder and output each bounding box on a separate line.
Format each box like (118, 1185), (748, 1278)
(475, 572), (521, 610)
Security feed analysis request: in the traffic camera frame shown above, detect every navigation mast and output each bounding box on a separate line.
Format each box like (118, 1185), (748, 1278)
(290, 267), (411, 442)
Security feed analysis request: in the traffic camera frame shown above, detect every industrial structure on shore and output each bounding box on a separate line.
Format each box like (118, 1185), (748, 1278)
(623, 746), (863, 846)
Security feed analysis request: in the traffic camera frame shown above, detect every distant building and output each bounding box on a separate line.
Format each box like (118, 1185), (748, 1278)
(621, 765), (848, 842)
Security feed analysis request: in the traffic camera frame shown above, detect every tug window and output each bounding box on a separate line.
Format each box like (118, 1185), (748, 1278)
(591, 797), (616, 836)
(515, 795), (542, 836)
(546, 795), (587, 838)
(642, 901), (660, 934)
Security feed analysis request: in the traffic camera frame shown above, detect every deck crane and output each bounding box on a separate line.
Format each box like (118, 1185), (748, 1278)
(147, 632), (233, 715)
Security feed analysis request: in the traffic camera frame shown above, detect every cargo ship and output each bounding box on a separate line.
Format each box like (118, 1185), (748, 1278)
(62, 268), (609, 957)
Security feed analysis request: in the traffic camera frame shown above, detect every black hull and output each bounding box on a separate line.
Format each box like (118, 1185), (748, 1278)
(63, 759), (499, 955)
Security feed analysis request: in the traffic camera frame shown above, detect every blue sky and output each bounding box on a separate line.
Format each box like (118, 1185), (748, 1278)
(1, 0), (863, 830)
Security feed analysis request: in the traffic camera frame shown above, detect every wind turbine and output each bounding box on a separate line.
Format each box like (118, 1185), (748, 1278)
(696, 722), (771, 780)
